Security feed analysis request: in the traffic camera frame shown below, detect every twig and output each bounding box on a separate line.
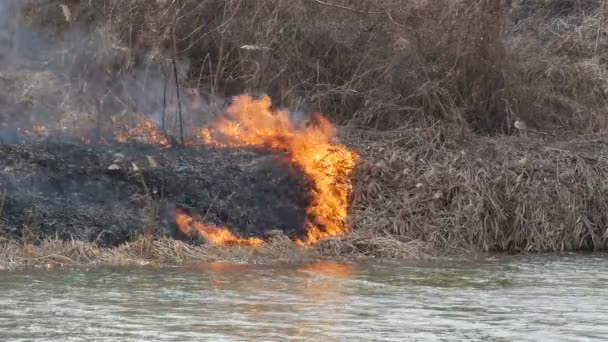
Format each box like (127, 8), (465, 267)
(173, 59), (184, 146)
(310, 0), (399, 14)
(0, 189), (6, 218)
(10, 0), (21, 71)
(95, 98), (102, 144)
(172, 12), (185, 146)
(214, 1), (229, 94)
(202, 192), (221, 222)
(160, 62), (170, 144)
(595, 0), (607, 57)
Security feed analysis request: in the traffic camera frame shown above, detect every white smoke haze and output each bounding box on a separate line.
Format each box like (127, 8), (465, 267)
(0, 0), (226, 144)
(0, 0), (325, 146)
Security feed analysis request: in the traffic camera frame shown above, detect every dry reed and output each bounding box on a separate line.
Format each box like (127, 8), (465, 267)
(1, 1), (607, 269)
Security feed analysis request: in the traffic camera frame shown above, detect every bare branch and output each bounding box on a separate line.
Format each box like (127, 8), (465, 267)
(310, 0), (399, 14)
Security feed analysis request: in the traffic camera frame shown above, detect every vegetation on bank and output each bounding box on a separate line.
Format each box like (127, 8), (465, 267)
(28, 0), (604, 134)
(0, 0), (607, 267)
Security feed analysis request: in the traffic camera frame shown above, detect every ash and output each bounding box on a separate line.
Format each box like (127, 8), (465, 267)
(0, 139), (311, 246)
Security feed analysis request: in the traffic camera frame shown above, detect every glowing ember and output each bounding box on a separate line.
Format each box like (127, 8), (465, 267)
(197, 95), (359, 245)
(175, 210), (264, 247)
(116, 119), (171, 148)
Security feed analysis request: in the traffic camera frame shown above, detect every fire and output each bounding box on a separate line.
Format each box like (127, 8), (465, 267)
(116, 119), (171, 148)
(198, 95), (359, 245)
(17, 125), (48, 139)
(116, 95), (358, 247)
(175, 210), (264, 247)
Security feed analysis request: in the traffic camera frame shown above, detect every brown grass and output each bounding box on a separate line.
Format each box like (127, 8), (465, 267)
(345, 126), (608, 254)
(14, 0), (607, 134)
(0, 234), (328, 270)
(1, 0), (607, 268)
(16, 0), (595, 134)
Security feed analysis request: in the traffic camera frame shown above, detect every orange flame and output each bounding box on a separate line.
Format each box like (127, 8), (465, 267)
(116, 119), (171, 148)
(198, 95), (359, 245)
(17, 125), (48, 139)
(115, 95), (358, 247)
(175, 210), (264, 247)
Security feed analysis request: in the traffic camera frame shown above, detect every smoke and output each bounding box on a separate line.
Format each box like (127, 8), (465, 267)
(0, 0), (223, 144)
(0, 0), (211, 239)
(0, 0), (327, 146)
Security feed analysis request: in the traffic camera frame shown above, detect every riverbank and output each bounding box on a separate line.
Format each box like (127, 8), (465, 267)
(1, 1), (608, 269)
(2, 126), (608, 270)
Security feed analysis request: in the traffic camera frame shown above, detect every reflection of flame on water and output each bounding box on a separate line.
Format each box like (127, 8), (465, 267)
(298, 261), (354, 279)
(175, 261), (353, 340)
(296, 262), (354, 304)
(182, 262), (256, 288)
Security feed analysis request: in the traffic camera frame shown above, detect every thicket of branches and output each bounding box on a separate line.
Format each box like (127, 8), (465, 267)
(20, 0), (608, 134)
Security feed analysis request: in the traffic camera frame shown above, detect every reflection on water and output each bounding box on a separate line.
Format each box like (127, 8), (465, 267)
(175, 261), (354, 340)
(298, 261), (354, 278)
(0, 256), (607, 341)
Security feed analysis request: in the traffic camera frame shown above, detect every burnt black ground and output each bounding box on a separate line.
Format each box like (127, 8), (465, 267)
(0, 139), (311, 246)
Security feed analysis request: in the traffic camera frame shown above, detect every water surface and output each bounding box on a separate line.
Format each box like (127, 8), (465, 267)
(0, 255), (607, 341)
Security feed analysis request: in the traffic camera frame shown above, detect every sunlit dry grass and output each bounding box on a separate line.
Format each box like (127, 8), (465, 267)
(0, 235), (327, 270)
(345, 126), (608, 254)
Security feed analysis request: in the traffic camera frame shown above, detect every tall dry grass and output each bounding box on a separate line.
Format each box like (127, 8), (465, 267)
(507, 0), (608, 133)
(15, 0), (513, 132)
(15, 0), (607, 134)
(0, 234), (336, 270)
(344, 125), (608, 254)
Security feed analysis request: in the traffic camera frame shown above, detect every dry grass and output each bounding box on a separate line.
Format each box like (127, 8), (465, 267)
(13, 0), (608, 135)
(8, 0), (523, 132)
(6, 125), (608, 270)
(0, 235), (327, 270)
(507, 0), (608, 133)
(345, 126), (608, 254)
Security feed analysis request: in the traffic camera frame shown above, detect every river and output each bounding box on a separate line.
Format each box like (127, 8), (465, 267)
(0, 255), (607, 341)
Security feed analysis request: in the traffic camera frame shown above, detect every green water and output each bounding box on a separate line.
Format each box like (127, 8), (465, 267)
(0, 255), (607, 341)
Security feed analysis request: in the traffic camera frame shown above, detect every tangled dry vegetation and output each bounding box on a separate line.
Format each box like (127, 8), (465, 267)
(0, 235), (328, 270)
(343, 127), (608, 256)
(1, 0), (607, 267)
(58, 0), (604, 134)
(14, 0), (608, 134)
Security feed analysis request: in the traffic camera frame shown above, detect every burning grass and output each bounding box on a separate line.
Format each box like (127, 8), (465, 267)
(4, 124), (608, 270)
(0, 235), (337, 270)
